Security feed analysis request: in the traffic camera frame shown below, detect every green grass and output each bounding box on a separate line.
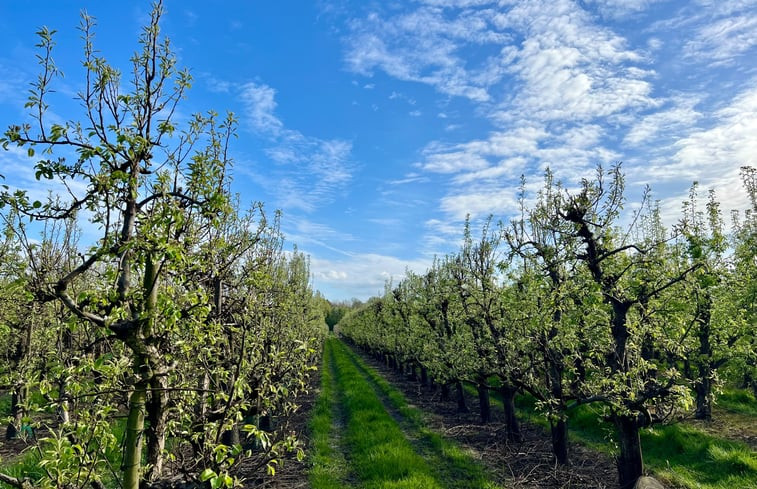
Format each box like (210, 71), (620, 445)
(329, 338), (443, 489)
(717, 389), (757, 417)
(0, 450), (45, 489)
(340, 343), (503, 489)
(643, 423), (757, 489)
(308, 338), (351, 489)
(484, 387), (757, 489)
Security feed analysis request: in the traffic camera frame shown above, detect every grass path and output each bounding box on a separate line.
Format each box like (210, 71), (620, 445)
(307, 338), (353, 488)
(339, 341), (504, 489)
(309, 338), (503, 489)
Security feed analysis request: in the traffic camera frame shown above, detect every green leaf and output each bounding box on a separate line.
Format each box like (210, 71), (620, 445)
(199, 468), (215, 482)
(210, 476), (223, 489)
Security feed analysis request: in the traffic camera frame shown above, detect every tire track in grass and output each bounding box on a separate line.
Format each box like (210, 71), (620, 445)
(339, 340), (505, 489)
(309, 338), (353, 489)
(329, 338), (443, 489)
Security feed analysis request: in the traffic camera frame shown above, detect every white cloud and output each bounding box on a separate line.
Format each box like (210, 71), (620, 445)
(309, 252), (432, 300)
(624, 96), (703, 146)
(202, 73), (232, 93)
(440, 186), (521, 220)
(493, 0), (654, 122)
(645, 84), (757, 183)
(624, 83), (757, 225)
(344, 5), (512, 101)
(684, 14), (757, 63)
(584, 0), (665, 19)
(240, 82), (284, 135)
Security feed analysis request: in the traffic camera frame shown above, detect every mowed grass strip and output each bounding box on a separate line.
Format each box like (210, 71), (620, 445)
(308, 338), (351, 489)
(340, 343), (504, 489)
(479, 386), (757, 489)
(329, 338), (442, 489)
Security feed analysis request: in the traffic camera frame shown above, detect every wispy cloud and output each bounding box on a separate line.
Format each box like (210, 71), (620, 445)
(238, 81), (354, 212)
(684, 14), (757, 64)
(240, 82), (285, 135)
(494, 0), (654, 122)
(0, 61), (29, 107)
(346, 0), (656, 227)
(282, 215), (355, 254)
(584, 0), (665, 19)
(623, 95), (702, 146)
(657, 83), (757, 183)
(344, 4), (511, 102)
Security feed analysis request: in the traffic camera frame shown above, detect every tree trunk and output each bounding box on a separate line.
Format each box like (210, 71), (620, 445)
(455, 380), (469, 413)
(5, 387), (22, 440)
(615, 415), (643, 489)
(194, 371), (211, 450)
(122, 382), (147, 489)
(477, 379), (491, 424)
(57, 377), (70, 425)
(550, 418), (568, 464)
(743, 362), (757, 397)
(695, 304), (713, 421)
(420, 366), (429, 386)
(440, 382), (450, 401)
(500, 385), (522, 442)
(221, 425), (241, 445)
(694, 371), (712, 421)
(146, 374), (169, 480)
(546, 355), (569, 464)
(408, 362), (417, 380)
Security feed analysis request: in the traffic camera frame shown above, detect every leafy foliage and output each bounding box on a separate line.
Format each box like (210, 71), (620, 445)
(0, 3), (325, 488)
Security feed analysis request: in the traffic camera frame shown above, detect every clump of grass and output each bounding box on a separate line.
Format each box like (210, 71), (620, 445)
(717, 389), (757, 417)
(0, 449), (45, 489)
(642, 423), (757, 488)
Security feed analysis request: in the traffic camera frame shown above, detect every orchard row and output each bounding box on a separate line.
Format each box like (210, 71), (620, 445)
(337, 166), (756, 489)
(0, 3), (327, 489)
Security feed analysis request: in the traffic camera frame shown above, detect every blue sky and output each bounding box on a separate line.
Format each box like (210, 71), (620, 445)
(1, 1), (756, 301)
